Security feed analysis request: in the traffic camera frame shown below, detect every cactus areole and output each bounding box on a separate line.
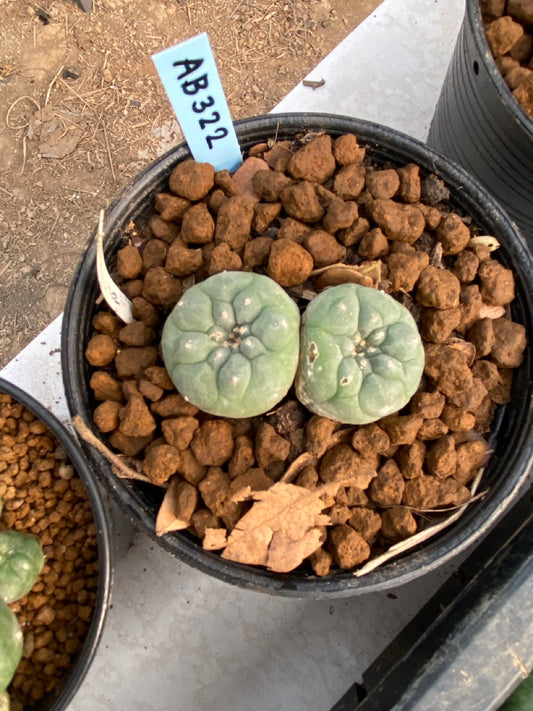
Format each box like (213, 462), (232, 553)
(295, 283), (425, 424)
(161, 271), (300, 418)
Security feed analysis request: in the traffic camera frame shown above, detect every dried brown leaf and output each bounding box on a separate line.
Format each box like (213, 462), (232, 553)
(71, 415), (153, 484)
(279, 452), (316, 483)
(221, 479), (353, 573)
(229, 468), (275, 502)
(156, 477), (198, 536)
(310, 261), (382, 288)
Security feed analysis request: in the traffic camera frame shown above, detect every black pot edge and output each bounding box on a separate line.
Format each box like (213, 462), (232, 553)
(61, 112), (533, 598)
(0, 377), (113, 709)
(467, 0), (533, 136)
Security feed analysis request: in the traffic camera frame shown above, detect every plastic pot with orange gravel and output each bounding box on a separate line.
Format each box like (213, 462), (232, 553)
(0, 378), (112, 710)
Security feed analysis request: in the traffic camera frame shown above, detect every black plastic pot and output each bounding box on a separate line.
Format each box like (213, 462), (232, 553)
(61, 112), (533, 598)
(0, 378), (113, 710)
(427, 0), (533, 247)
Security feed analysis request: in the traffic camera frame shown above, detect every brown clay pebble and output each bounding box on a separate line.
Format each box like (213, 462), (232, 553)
(436, 213), (471, 254)
(281, 181), (325, 223)
(169, 159), (215, 201)
(93, 400), (122, 432)
(486, 16), (524, 57)
(215, 197), (255, 250)
(381, 507), (417, 541)
(369, 460), (405, 506)
(149, 215), (180, 244)
(367, 199), (425, 243)
(143, 444), (181, 485)
(142, 239), (168, 270)
(304, 230), (347, 267)
(365, 169), (400, 199)
(116, 244), (143, 279)
(287, 133), (336, 184)
(252, 169), (292, 202)
(89, 371), (123, 402)
(85, 334), (117, 367)
(208, 243), (243, 275)
(154, 192), (190, 220)
(482, 9), (533, 118)
(328, 525), (371, 568)
(334, 163), (366, 200)
(166, 239), (203, 277)
(252, 203), (281, 235)
(333, 133), (366, 165)
(267, 238), (314, 287)
(180, 203), (215, 245)
(92, 311), (120, 336)
(348, 508), (382, 543)
(416, 265), (461, 309)
(191, 420), (234, 466)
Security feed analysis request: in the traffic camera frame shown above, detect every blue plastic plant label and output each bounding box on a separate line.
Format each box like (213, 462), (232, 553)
(152, 33), (242, 172)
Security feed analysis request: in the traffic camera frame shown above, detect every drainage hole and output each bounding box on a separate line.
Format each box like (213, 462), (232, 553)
(473, 60), (479, 75)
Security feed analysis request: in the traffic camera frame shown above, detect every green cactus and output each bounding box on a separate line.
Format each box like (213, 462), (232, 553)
(0, 599), (23, 693)
(295, 283), (425, 424)
(162, 271), (300, 417)
(0, 500), (44, 697)
(0, 531), (45, 605)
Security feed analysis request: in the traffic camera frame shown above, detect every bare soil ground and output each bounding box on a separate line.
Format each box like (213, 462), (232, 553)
(0, 0), (382, 367)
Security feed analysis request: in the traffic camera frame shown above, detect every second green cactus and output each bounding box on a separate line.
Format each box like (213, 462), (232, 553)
(295, 283), (425, 424)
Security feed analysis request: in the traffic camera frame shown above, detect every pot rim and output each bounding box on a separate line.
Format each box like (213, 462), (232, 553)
(61, 112), (533, 598)
(0, 377), (113, 708)
(467, 0), (533, 135)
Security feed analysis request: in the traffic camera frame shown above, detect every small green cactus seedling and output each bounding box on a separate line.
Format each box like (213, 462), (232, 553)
(0, 601), (23, 694)
(295, 283), (425, 424)
(162, 271), (300, 418)
(0, 531), (45, 605)
(0, 500), (44, 697)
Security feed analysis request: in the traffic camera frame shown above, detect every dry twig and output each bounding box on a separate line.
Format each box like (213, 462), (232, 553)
(279, 452), (316, 483)
(102, 119), (117, 182)
(45, 64), (65, 106)
(71, 415), (154, 484)
(5, 96), (41, 130)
